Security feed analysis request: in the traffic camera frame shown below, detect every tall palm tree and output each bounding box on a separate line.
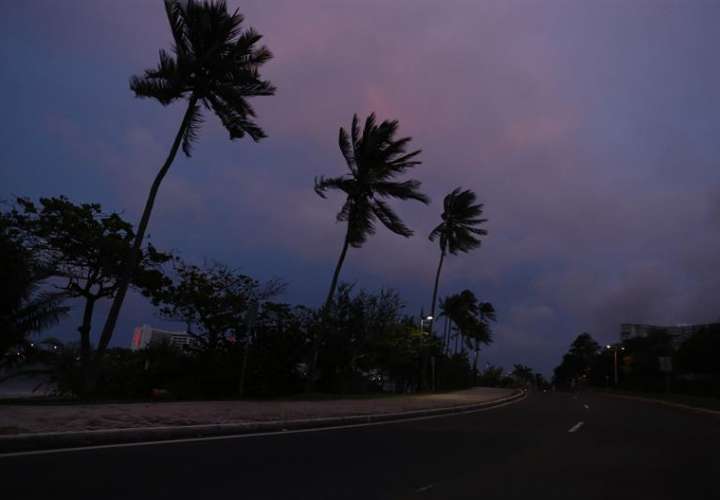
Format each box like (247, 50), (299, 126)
(97, 0), (275, 356)
(309, 113), (428, 390)
(315, 113), (430, 310)
(428, 188), (487, 331)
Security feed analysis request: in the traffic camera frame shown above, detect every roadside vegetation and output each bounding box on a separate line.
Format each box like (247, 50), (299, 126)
(553, 329), (720, 401)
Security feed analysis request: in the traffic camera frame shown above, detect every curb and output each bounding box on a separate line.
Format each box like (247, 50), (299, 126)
(0, 389), (525, 454)
(598, 391), (720, 416)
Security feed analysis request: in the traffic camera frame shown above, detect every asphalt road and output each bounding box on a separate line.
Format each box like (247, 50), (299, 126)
(3, 391), (718, 499)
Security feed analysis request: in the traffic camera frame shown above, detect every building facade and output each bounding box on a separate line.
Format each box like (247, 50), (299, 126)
(620, 322), (720, 349)
(130, 324), (195, 351)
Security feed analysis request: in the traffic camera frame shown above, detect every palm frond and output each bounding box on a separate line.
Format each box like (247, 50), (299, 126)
(181, 100), (204, 156)
(164, 0), (190, 57)
(373, 180), (430, 203)
(314, 176), (353, 199)
(371, 199), (412, 237)
(206, 93), (266, 141)
(338, 127), (355, 173)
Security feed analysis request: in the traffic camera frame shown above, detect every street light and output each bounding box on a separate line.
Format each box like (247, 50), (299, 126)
(419, 315), (433, 331)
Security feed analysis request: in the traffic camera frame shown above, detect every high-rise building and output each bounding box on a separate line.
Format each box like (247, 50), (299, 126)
(130, 324), (195, 351)
(620, 322), (719, 348)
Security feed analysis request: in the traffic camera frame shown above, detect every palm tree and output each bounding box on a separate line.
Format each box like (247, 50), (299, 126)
(1, 219), (68, 367)
(97, 0), (275, 356)
(310, 113), (428, 390)
(315, 113), (429, 310)
(428, 188), (487, 332)
(439, 290), (494, 356)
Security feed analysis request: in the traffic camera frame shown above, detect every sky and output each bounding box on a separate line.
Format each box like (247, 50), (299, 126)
(2, 0), (720, 376)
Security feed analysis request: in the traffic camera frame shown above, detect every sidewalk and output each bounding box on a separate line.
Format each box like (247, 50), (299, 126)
(0, 387), (522, 453)
(1, 387), (516, 435)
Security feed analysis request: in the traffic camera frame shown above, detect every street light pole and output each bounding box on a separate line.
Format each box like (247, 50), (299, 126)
(605, 344), (624, 386)
(613, 348), (618, 386)
(419, 314), (434, 391)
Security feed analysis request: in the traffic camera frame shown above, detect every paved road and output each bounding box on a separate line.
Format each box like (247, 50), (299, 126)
(3, 391), (718, 499)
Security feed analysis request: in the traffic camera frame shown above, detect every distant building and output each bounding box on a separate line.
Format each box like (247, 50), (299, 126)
(620, 322), (720, 349)
(130, 324), (195, 351)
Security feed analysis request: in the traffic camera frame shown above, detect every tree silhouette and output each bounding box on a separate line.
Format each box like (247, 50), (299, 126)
(440, 290), (494, 357)
(311, 113), (428, 389)
(511, 364), (534, 384)
(10, 197), (171, 389)
(428, 188), (487, 332)
(97, 0), (275, 357)
(0, 214), (68, 367)
(315, 113), (429, 309)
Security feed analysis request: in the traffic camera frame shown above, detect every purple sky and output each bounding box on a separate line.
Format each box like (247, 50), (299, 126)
(3, 1), (720, 375)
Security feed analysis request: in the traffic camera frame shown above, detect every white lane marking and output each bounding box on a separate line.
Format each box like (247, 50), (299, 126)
(0, 392), (528, 459)
(416, 485), (434, 493)
(568, 421), (584, 433)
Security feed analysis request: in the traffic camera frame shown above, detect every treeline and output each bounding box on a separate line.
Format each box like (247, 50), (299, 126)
(0, 197), (503, 399)
(553, 329), (720, 397)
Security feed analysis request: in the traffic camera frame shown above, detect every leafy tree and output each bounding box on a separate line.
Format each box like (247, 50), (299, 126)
(553, 332), (601, 386)
(246, 303), (314, 396)
(476, 364), (509, 387)
(428, 188), (487, 331)
(98, 0), (276, 359)
(9, 197), (171, 386)
(675, 324), (720, 375)
(151, 260), (284, 395)
(318, 285), (407, 392)
(152, 260), (284, 351)
(368, 316), (441, 393)
(511, 364), (534, 385)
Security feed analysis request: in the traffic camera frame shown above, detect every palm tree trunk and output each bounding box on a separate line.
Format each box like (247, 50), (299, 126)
(95, 95), (199, 358)
(324, 227), (351, 310)
(428, 249), (445, 334)
(306, 225), (351, 392)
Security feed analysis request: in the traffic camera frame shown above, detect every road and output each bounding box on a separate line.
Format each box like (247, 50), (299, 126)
(3, 391), (718, 499)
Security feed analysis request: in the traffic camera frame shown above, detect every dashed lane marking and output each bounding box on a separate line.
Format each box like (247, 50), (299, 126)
(568, 421), (584, 433)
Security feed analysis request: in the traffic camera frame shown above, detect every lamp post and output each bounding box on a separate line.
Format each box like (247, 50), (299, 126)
(605, 344), (625, 386)
(419, 315), (434, 390)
